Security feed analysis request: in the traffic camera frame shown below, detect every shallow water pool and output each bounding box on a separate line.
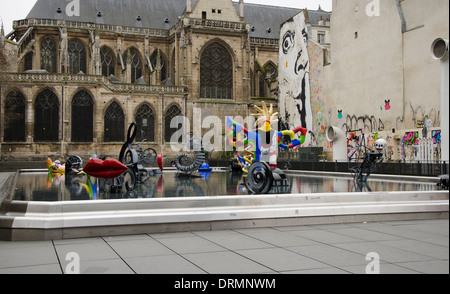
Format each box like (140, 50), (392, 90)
(11, 170), (440, 202)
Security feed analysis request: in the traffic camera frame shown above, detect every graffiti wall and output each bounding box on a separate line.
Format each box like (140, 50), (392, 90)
(307, 39), (330, 154)
(278, 11), (313, 145)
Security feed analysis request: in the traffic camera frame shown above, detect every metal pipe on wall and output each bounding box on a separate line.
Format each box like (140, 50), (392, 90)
(431, 38), (449, 163)
(326, 126), (348, 162)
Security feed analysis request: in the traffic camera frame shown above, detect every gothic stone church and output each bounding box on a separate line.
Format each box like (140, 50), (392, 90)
(0, 0), (330, 160)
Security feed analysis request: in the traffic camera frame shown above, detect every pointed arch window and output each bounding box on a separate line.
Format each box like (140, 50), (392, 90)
(72, 90), (93, 142)
(34, 89), (59, 142)
(4, 91), (26, 142)
(40, 37), (57, 73)
(104, 101), (124, 142)
(200, 43), (233, 99)
(101, 46), (115, 77)
(124, 48), (143, 83)
(68, 40), (87, 74)
(135, 104), (155, 143)
(164, 105), (182, 143)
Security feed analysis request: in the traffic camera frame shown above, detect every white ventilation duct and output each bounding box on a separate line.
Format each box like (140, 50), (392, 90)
(431, 38), (449, 162)
(326, 126), (348, 162)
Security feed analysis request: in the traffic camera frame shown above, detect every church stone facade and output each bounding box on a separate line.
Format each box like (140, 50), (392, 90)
(0, 0), (331, 161)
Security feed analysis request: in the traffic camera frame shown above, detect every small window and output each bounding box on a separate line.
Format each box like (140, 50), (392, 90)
(165, 105), (182, 143)
(212, 9), (216, 13)
(24, 52), (33, 72)
(104, 101), (125, 142)
(4, 90), (26, 142)
(40, 37), (57, 73)
(101, 46), (115, 77)
(318, 32), (325, 44)
(136, 104), (155, 143)
(354, 32), (358, 39)
(34, 89), (59, 142)
(72, 90), (93, 142)
(202, 11), (207, 20)
(124, 48), (143, 83)
(218, 10), (222, 14)
(68, 40), (87, 74)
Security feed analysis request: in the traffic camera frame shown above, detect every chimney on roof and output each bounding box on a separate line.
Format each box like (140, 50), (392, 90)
(318, 16), (324, 26)
(186, 0), (192, 14)
(0, 22), (4, 48)
(239, 0), (244, 19)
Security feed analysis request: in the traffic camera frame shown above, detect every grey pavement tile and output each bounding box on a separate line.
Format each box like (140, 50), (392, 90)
(102, 234), (152, 242)
(289, 229), (363, 244)
(0, 243), (59, 269)
(323, 227), (404, 242)
(234, 228), (320, 247)
(309, 223), (354, 230)
(350, 222), (445, 241)
(236, 247), (329, 272)
(0, 240), (54, 250)
(381, 219), (448, 227)
(150, 232), (197, 239)
(67, 259), (135, 274)
(125, 254), (207, 274)
(275, 225), (317, 232)
(394, 260), (449, 274)
(0, 263), (62, 274)
(333, 241), (434, 263)
(156, 235), (225, 254)
(194, 230), (274, 250)
(378, 239), (449, 260)
(281, 267), (351, 274)
(53, 237), (105, 245)
(340, 263), (422, 274)
(54, 241), (119, 263)
(182, 251), (276, 274)
(394, 224), (449, 238)
(287, 244), (368, 267)
(106, 238), (174, 258)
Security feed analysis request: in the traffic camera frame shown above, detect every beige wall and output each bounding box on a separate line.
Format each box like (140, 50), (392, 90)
(329, 0), (448, 161)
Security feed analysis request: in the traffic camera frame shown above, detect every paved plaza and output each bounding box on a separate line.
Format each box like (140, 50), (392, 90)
(0, 219), (448, 274)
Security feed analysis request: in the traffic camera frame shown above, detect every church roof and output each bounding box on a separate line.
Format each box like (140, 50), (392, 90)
(26, 0), (330, 39)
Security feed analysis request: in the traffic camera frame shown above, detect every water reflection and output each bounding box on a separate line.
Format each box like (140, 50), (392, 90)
(11, 171), (440, 202)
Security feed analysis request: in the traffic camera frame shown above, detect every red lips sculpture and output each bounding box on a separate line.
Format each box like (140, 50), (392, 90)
(83, 158), (128, 179)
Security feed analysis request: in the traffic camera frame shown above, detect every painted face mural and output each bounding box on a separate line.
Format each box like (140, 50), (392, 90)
(278, 11), (312, 145)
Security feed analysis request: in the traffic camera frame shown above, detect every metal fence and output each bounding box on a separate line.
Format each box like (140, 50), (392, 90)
(276, 159), (448, 177)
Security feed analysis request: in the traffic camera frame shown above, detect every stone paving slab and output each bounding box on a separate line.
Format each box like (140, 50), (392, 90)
(0, 219), (448, 275)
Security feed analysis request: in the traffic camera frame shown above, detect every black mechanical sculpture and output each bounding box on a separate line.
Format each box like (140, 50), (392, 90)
(350, 152), (383, 183)
(99, 122), (160, 193)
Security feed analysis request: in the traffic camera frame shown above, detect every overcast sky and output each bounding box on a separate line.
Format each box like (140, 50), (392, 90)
(1, 0), (332, 34)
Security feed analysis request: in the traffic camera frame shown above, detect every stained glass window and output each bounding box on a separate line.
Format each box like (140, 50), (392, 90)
(40, 37), (57, 73)
(135, 104), (155, 143)
(4, 90), (26, 142)
(72, 90), (93, 142)
(101, 46), (115, 77)
(34, 89), (59, 142)
(68, 40), (86, 74)
(200, 43), (233, 99)
(104, 101), (124, 142)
